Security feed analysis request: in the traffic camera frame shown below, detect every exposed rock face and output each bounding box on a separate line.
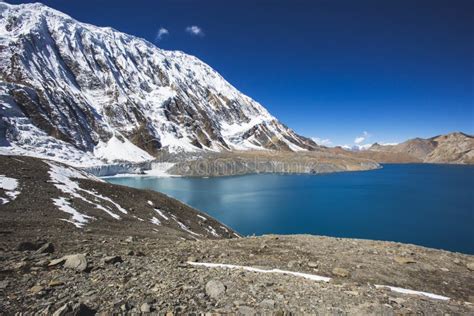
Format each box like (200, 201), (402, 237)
(0, 2), (318, 167)
(357, 132), (474, 164)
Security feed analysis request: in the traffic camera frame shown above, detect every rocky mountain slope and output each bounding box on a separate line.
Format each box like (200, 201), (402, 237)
(0, 155), (237, 240)
(352, 132), (474, 164)
(0, 2), (317, 167)
(1, 154), (473, 314)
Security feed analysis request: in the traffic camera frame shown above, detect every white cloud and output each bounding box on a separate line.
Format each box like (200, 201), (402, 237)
(156, 27), (169, 41)
(354, 131), (370, 144)
(311, 137), (332, 146)
(185, 25), (204, 36)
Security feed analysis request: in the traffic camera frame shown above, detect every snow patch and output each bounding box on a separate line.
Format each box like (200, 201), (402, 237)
(47, 161), (126, 225)
(94, 136), (154, 163)
(154, 208), (169, 221)
(53, 197), (94, 228)
(375, 285), (449, 301)
(188, 262), (331, 282)
(0, 175), (20, 204)
(150, 217), (161, 226)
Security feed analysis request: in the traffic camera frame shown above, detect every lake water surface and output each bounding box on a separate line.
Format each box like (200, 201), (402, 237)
(106, 164), (474, 254)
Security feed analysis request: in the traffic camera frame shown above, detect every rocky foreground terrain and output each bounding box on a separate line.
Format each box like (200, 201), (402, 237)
(1, 155), (474, 314)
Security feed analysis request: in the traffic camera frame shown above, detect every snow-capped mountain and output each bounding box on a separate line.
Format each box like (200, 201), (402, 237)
(0, 2), (317, 166)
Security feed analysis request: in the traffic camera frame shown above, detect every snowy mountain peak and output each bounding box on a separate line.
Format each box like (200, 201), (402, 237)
(0, 2), (317, 166)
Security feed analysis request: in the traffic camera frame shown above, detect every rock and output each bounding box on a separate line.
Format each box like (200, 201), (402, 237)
(125, 236), (134, 243)
(63, 254), (88, 271)
(307, 261), (318, 268)
(466, 262), (474, 271)
(140, 303), (151, 313)
(52, 303), (70, 316)
(35, 242), (54, 254)
(187, 256), (198, 262)
(104, 256), (123, 264)
(205, 279), (226, 299)
(16, 241), (38, 251)
(469, 295), (474, 304)
(332, 267), (350, 277)
(287, 260), (298, 269)
(394, 256), (416, 264)
(259, 299), (276, 309)
(0, 280), (9, 290)
(238, 306), (256, 315)
(71, 303), (95, 315)
(120, 303), (131, 311)
(453, 258), (461, 265)
(53, 303), (94, 316)
(48, 279), (64, 287)
(49, 257), (67, 267)
(29, 285), (44, 293)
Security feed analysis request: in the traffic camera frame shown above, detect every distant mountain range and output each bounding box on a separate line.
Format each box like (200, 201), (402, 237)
(342, 132), (474, 164)
(0, 2), (317, 166)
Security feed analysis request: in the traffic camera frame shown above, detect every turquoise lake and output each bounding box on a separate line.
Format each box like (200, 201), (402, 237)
(105, 164), (474, 254)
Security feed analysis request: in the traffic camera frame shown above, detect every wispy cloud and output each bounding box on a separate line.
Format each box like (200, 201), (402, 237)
(311, 137), (332, 146)
(354, 131), (370, 144)
(156, 27), (169, 41)
(185, 25), (204, 36)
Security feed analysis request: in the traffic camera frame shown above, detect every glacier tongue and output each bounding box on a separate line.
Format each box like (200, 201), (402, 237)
(0, 2), (318, 166)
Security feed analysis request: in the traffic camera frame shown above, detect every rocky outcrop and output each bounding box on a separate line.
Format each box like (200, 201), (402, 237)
(0, 2), (318, 167)
(354, 132), (474, 164)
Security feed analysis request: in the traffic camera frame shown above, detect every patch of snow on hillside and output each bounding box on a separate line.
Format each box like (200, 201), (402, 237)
(150, 217), (161, 226)
(154, 208), (169, 220)
(188, 262), (331, 282)
(47, 161), (127, 224)
(0, 175), (20, 204)
(374, 285), (449, 301)
(53, 197), (94, 228)
(94, 135), (154, 163)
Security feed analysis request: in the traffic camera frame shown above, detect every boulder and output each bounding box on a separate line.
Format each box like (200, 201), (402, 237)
(35, 242), (54, 254)
(63, 254), (88, 272)
(205, 279), (226, 299)
(103, 256), (123, 264)
(332, 267), (350, 277)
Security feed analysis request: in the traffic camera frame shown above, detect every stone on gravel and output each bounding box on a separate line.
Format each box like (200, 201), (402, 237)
(466, 262), (474, 271)
(205, 279), (226, 299)
(104, 256), (123, 264)
(53, 303), (94, 316)
(0, 280), (9, 290)
(52, 303), (69, 316)
(332, 267), (350, 277)
(16, 241), (38, 251)
(260, 299), (276, 309)
(35, 242), (54, 254)
(140, 303), (151, 313)
(63, 254), (88, 271)
(394, 256), (416, 264)
(307, 261), (318, 268)
(238, 306), (256, 315)
(29, 285), (44, 293)
(48, 257), (66, 267)
(48, 279), (64, 287)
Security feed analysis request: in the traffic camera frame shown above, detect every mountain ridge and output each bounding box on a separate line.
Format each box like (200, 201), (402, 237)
(349, 132), (474, 164)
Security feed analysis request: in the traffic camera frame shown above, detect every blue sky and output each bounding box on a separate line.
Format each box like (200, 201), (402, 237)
(8, 0), (474, 146)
